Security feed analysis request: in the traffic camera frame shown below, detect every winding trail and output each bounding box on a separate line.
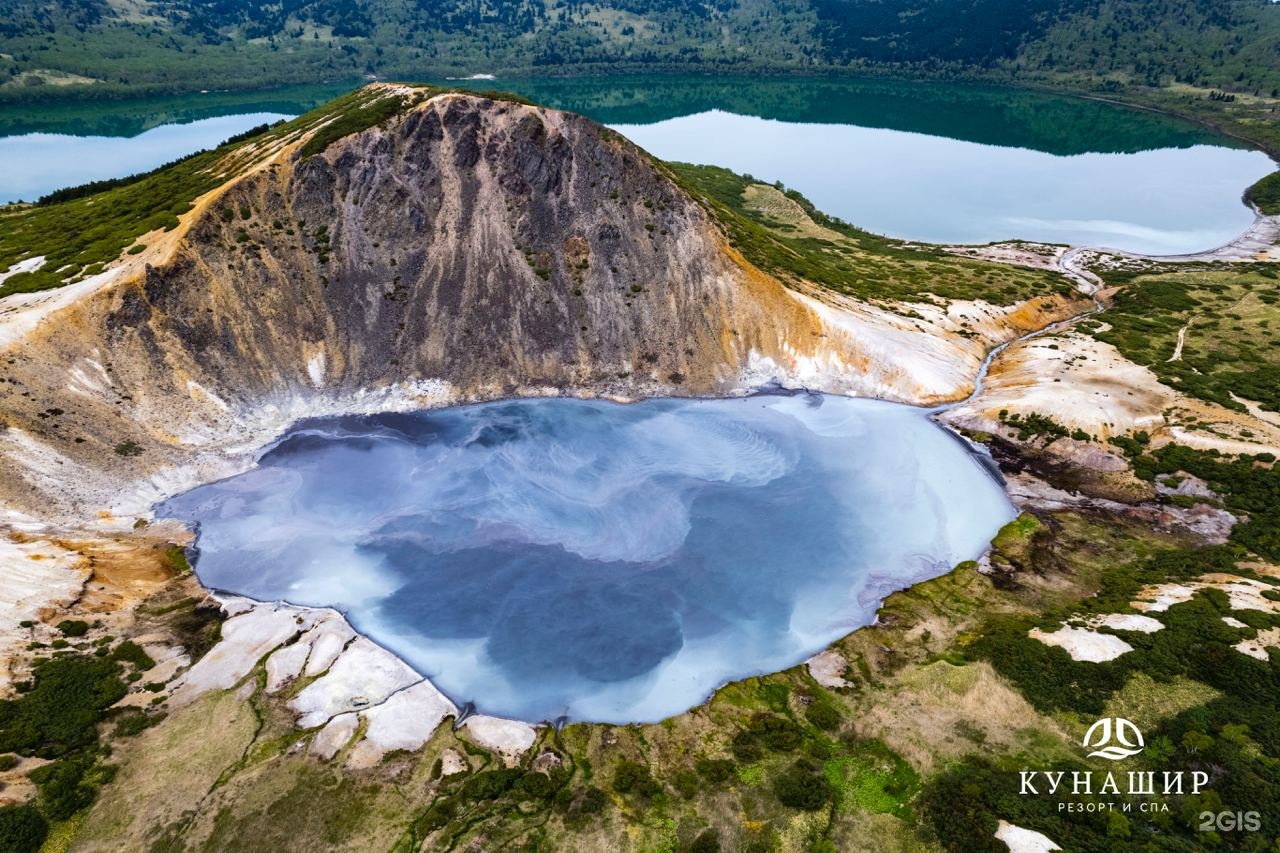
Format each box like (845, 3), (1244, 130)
(946, 207), (1278, 412)
(1057, 247), (1105, 291)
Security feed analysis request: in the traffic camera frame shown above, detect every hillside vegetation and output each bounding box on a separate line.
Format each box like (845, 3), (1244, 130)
(2, 1), (1278, 100)
(1084, 262), (1280, 413)
(1, 86), (1073, 312)
(669, 164), (1073, 304)
(5, 1), (1280, 161)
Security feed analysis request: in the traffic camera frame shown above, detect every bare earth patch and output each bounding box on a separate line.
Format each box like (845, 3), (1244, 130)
(995, 820), (1062, 853)
(1028, 625), (1134, 662)
(1235, 627), (1280, 661)
(1133, 573), (1280, 615)
(945, 242), (1064, 272)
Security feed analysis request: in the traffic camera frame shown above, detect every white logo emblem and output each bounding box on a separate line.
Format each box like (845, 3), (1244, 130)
(1083, 717), (1144, 760)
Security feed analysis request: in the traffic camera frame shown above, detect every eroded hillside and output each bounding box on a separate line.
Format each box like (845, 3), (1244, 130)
(0, 85), (1080, 529)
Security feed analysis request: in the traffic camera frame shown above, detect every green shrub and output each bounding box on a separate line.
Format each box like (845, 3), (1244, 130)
(918, 758), (1005, 852)
(515, 770), (562, 799)
(28, 753), (96, 820)
(1136, 444), (1280, 560)
(731, 730), (763, 763)
(56, 620), (89, 638)
(0, 804), (47, 853)
(734, 714), (803, 761)
(298, 92), (409, 158)
(773, 760), (835, 811)
(109, 640), (155, 671)
(805, 700), (841, 731)
(113, 711), (162, 738)
(0, 654), (125, 756)
(461, 768), (522, 801)
(673, 770), (699, 798)
(1245, 170), (1280, 215)
(612, 760), (661, 799)
(573, 786), (606, 815)
(695, 757), (735, 783)
(759, 681), (790, 712)
(997, 410), (1068, 443)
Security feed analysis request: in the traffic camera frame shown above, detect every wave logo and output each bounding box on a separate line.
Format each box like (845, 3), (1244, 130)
(1083, 717), (1145, 760)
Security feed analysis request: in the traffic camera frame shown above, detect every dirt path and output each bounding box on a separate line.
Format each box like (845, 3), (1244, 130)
(1167, 321), (1191, 362)
(938, 249), (1106, 412)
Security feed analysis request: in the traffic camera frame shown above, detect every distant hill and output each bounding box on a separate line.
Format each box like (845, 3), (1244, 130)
(2, 0), (1277, 93)
(2, 0), (1279, 150)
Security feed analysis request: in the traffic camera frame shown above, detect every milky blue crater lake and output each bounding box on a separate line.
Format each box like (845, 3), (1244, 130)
(158, 394), (1013, 723)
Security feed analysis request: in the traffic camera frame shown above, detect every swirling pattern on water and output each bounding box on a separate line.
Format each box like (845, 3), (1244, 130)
(158, 394), (1015, 722)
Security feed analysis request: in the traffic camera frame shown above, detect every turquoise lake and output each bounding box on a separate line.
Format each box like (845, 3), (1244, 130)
(0, 75), (1273, 252)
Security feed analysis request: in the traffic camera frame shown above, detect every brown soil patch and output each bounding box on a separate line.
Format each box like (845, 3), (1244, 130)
(59, 532), (193, 613)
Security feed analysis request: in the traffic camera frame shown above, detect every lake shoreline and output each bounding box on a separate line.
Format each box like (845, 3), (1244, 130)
(3, 75), (1270, 255)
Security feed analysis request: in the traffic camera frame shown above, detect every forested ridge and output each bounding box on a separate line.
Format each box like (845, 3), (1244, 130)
(2, 0), (1277, 95)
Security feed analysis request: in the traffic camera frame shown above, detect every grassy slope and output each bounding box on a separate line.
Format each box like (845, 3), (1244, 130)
(1246, 171), (1280, 216)
(0, 85), (470, 298)
(0, 146), (230, 297)
(668, 164), (1073, 305)
(0, 90), (355, 298)
(1082, 263), (1280, 413)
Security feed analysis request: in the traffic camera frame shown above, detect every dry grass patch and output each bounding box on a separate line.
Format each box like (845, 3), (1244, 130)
(73, 689), (258, 851)
(742, 184), (846, 243)
(1101, 672), (1220, 730)
(856, 660), (1070, 774)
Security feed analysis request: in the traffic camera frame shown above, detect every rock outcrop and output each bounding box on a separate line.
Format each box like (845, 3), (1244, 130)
(0, 86), (1074, 530)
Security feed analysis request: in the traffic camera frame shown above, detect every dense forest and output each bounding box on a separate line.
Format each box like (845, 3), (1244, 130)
(2, 0), (1280, 153)
(1, 0), (1278, 96)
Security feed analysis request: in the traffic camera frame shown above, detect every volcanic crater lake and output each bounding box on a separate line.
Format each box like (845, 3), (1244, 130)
(158, 394), (1015, 723)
